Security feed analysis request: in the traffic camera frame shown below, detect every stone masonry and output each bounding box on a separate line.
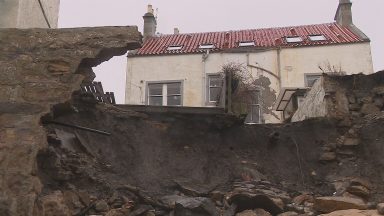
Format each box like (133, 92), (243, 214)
(0, 27), (141, 216)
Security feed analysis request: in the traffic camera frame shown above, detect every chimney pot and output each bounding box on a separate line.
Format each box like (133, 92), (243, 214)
(147, 4), (153, 14)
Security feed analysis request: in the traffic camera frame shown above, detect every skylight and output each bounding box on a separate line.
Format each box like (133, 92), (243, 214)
(199, 44), (215, 49)
(286, 36), (303, 43)
(239, 41), (255, 47)
(167, 45), (183, 51)
(309, 35), (327, 41)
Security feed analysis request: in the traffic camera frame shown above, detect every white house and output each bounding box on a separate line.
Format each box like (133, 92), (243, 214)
(125, 0), (373, 123)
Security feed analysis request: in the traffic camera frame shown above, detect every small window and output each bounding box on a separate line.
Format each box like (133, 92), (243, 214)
(286, 36), (303, 43)
(199, 44), (215, 49)
(207, 75), (223, 104)
(305, 74), (322, 87)
(167, 45), (182, 51)
(239, 41), (255, 47)
(148, 82), (182, 106)
(309, 35), (327, 41)
(245, 90), (262, 124)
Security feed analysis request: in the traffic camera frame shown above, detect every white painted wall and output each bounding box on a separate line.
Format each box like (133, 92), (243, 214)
(126, 42), (373, 123)
(280, 42), (373, 87)
(0, 0), (60, 28)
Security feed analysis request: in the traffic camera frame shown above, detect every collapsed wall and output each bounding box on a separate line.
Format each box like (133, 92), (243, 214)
(0, 27), (141, 216)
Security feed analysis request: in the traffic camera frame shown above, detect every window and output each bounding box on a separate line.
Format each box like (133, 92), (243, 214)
(239, 41), (255, 47)
(286, 36), (303, 43)
(199, 43), (215, 49)
(245, 90), (262, 124)
(305, 74), (322, 87)
(148, 82), (182, 106)
(207, 74), (223, 105)
(309, 35), (327, 41)
(167, 45), (182, 51)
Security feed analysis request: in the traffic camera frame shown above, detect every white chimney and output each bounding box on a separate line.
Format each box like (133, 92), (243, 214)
(143, 4), (157, 42)
(334, 0), (353, 26)
(174, 28), (180, 35)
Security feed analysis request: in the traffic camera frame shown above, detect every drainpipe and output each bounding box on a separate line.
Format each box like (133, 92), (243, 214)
(276, 47), (284, 121)
(202, 49), (210, 106)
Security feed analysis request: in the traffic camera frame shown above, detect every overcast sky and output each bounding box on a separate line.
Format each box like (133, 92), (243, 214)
(59, 0), (383, 104)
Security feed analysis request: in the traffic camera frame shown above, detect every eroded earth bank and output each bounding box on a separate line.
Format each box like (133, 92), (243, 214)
(1, 27), (384, 216)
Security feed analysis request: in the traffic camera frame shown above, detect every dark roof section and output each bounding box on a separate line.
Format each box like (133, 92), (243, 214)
(131, 23), (367, 57)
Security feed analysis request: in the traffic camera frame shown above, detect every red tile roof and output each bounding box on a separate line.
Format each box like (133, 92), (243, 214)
(132, 23), (367, 56)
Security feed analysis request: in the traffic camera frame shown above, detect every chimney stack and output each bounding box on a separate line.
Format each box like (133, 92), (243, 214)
(334, 0), (353, 26)
(143, 4), (157, 42)
(174, 28), (180, 35)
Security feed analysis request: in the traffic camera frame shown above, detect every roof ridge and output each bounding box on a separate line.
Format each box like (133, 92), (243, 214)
(154, 22), (338, 37)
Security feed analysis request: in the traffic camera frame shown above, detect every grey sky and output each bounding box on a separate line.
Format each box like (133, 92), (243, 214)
(59, 0), (383, 104)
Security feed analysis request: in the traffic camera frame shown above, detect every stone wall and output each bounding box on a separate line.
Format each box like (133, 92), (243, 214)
(292, 72), (384, 122)
(0, 27), (141, 216)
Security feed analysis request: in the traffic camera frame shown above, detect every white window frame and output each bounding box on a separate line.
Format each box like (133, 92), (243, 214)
(309, 34), (327, 41)
(199, 43), (215, 49)
(239, 41), (255, 47)
(286, 36), (303, 43)
(147, 81), (183, 106)
(206, 74), (224, 106)
(167, 45), (183, 51)
(245, 90), (262, 124)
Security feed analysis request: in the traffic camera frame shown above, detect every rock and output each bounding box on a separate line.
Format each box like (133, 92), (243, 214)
(293, 194), (314, 205)
(210, 190), (225, 202)
(236, 209), (272, 216)
(39, 191), (71, 216)
(159, 195), (186, 208)
(377, 203), (384, 214)
(373, 86), (384, 95)
(174, 179), (214, 197)
(62, 190), (84, 215)
(314, 196), (367, 213)
(319, 209), (380, 216)
(346, 185), (370, 198)
(105, 209), (126, 216)
(174, 197), (219, 216)
(94, 199), (109, 212)
(373, 96), (384, 108)
(343, 138), (360, 146)
(319, 152), (337, 161)
(277, 212), (299, 216)
(361, 103), (380, 115)
(349, 103), (361, 111)
(227, 193), (284, 215)
(130, 205), (153, 216)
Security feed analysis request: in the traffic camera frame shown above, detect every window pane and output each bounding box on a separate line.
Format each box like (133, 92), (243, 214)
(306, 75), (321, 87)
(209, 87), (221, 102)
(251, 91), (260, 104)
(167, 83), (181, 95)
(167, 95), (181, 106)
(209, 76), (222, 87)
(149, 96), (163, 106)
(252, 105), (260, 122)
(245, 105), (260, 124)
(148, 84), (163, 95)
